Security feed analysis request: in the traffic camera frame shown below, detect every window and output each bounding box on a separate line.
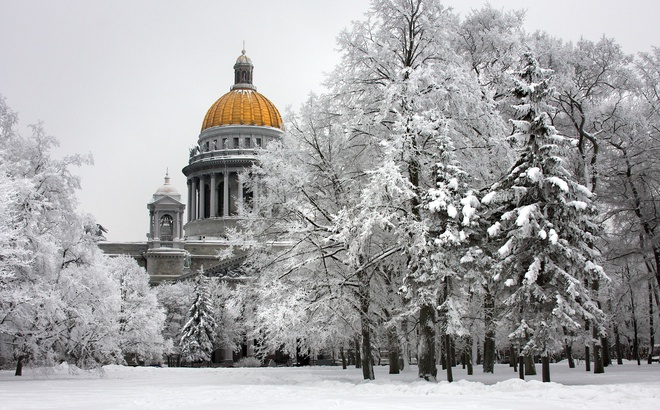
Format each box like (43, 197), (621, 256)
(245, 137), (251, 148)
(256, 137), (262, 147)
(213, 139), (217, 150)
(233, 137), (239, 148)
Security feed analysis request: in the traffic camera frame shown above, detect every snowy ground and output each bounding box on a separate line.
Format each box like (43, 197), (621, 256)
(1, 361), (659, 409)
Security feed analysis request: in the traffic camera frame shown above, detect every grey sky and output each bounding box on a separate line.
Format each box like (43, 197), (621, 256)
(1, 0), (658, 241)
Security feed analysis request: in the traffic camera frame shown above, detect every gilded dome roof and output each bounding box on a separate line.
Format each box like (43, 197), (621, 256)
(200, 49), (283, 131)
(201, 89), (283, 131)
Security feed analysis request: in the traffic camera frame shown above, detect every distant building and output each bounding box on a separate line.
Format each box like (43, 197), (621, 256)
(98, 49), (283, 283)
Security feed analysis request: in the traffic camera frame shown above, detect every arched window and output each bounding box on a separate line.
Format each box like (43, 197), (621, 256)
(159, 214), (173, 242)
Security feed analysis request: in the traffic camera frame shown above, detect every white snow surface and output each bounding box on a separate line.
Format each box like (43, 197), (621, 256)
(1, 361), (659, 409)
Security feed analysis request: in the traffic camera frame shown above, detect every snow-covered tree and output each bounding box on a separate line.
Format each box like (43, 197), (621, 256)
(231, 93), (380, 376)
(550, 37), (633, 193)
(108, 256), (167, 364)
(327, 0), (502, 381)
(0, 96), (102, 374)
(1, 96), (169, 374)
(224, 0), (507, 382)
(156, 280), (193, 353)
(456, 4), (525, 96)
(482, 53), (608, 382)
(180, 274), (217, 363)
(55, 256), (121, 368)
(207, 278), (242, 354)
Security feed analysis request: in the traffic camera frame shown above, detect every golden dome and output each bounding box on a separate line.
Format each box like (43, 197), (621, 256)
(201, 89), (283, 131)
(201, 49), (283, 131)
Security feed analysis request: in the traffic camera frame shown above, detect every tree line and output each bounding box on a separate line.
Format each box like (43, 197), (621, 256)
(221, 0), (660, 382)
(0, 97), (167, 375)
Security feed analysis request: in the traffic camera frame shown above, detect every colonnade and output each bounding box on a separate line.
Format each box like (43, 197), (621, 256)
(187, 171), (255, 222)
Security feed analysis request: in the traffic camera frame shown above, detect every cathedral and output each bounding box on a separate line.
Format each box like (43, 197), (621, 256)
(98, 49), (283, 283)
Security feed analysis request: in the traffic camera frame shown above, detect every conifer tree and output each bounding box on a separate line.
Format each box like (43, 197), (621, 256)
(180, 274), (217, 363)
(482, 52), (608, 382)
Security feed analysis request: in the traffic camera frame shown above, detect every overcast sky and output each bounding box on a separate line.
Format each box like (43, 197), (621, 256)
(1, 0), (658, 242)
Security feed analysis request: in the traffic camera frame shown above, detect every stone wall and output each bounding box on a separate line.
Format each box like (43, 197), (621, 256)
(97, 242), (148, 268)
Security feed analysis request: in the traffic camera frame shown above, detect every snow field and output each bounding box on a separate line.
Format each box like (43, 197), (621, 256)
(1, 361), (658, 409)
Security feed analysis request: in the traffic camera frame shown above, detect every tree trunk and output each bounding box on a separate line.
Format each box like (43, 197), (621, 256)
(445, 334), (453, 383)
(340, 346), (347, 370)
(465, 342), (473, 376)
(399, 320), (409, 371)
(614, 323), (624, 365)
(465, 350), (474, 376)
(518, 355), (524, 380)
(483, 291), (496, 373)
(15, 356), (24, 377)
(541, 356), (550, 382)
(439, 333), (445, 370)
(592, 281), (605, 373)
(629, 277), (641, 366)
(359, 301), (374, 379)
(388, 326), (400, 374)
(417, 304), (437, 381)
(566, 343), (575, 368)
(602, 336), (611, 367)
(593, 324), (604, 374)
(633, 320), (641, 366)
(585, 344), (591, 372)
(355, 338), (361, 369)
(648, 281), (655, 365)
(585, 319), (591, 372)
(476, 339), (482, 365)
(360, 321), (374, 380)
(524, 355), (536, 375)
(510, 345), (518, 372)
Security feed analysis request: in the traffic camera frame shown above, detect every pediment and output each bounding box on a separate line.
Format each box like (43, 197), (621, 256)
(148, 195), (185, 207)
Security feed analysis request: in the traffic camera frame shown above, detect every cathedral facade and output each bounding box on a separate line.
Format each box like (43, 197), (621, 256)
(98, 50), (283, 283)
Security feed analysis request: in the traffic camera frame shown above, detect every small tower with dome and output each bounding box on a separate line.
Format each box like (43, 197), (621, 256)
(145, 171), (188, 280)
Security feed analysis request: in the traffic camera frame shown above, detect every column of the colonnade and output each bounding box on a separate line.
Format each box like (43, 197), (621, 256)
(199, 176), (206, 220)
(223, 172), (229, 217)
(154, 210), (160, 240)
(172, 209), (179, 240)
(190, 178), (198, 221)
(149, 211), (154, 239)
(187, 180), (192, 222)
(210, 173), (217, 218)
(177, 212), (183, 239)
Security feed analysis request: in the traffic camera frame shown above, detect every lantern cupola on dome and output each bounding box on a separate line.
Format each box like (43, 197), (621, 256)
(232, 48), (255, 91)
